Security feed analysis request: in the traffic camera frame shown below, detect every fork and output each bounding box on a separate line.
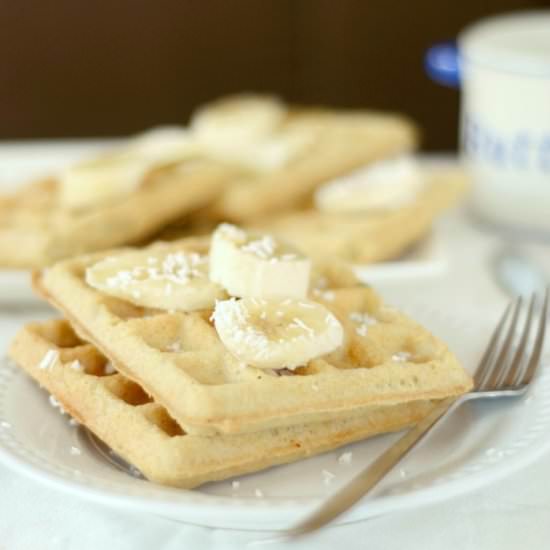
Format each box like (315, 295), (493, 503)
(287, 290), (549, 538)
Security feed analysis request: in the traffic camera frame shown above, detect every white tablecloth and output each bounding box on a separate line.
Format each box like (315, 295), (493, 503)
(1, 156), (550, 549)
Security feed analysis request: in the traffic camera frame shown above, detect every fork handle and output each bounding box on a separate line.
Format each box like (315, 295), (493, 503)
(289, 396), (459, 537)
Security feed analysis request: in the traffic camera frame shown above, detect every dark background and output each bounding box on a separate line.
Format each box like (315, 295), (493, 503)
(0, 0), (546, 148)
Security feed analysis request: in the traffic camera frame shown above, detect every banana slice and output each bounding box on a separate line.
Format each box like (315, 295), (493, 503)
(190, 95), (308, 171)
(314, 155), (426, 213)
(59, 152), (150, 209)
(191, 94), (285, 144)
(86, 248), (226, 311)
(212, 297), (344, 369)
(128, 126), (200, 165)
(210, 224), (311, 300)
(60, 127), (199, 209)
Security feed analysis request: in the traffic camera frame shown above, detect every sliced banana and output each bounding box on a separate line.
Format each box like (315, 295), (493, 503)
(212, 297), (344, 370)
(86, 248), (226, 311)
(191, 94), (285, 144)
(210, 224), (311, 300)
(190, 94), (308, 171)
(314, 155), (425, 213)
(59, 152), (150, 209)
(59, 127), (199, 209)
(128, 126), (200, 165)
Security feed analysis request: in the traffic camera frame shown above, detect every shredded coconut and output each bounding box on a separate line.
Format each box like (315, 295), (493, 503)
(70, 446), (81, 456)
(338, 452), (353, 465)
(350, 311), (378, 337)
(392, 351), (412, 363)
(103, 251), (209, 291)
(254, 488), (264, 498)
(49, 395), (66, 415)
(232, 480), (240, 490)
(69, 418), (80, 427)
(219, 223), (247, 242)
(241, 235), (277, 260)
(38, 349), (59, 371)
(70, 360), (83, 371)
(322, 469), (336, 486)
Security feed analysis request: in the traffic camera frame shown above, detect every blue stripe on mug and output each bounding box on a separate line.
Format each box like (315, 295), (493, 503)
(462, 114), (550, 173)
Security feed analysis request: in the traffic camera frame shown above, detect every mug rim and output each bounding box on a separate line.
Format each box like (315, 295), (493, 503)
(459, 10), (550, 77)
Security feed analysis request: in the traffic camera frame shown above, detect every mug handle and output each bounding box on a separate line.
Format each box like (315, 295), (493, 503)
(424, 42), (460, 87)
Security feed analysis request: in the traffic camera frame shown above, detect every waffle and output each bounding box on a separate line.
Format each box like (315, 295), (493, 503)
(1, 97), (416, 268)
(0, 161), (235, 269)
(253, 165), (467, 263)
(188, 99), (418, 223)
(34, 238), (473, 436)
(9, 319), (438, 488)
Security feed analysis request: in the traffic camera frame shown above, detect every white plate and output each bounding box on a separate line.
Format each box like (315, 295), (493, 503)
(354, 230), (446, 283)
(0, 303), (549, 531)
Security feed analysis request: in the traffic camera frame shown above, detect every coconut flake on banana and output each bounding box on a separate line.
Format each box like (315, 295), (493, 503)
(210, 224), (311, 300)
(86, 247), (226, 312)
(212, 297), (343, 370)
(59, 126), (198, 209)
(314, 155), (425, 213)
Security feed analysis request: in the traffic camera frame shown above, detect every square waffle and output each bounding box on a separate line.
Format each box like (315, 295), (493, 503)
(9, 319), (438, 488)
(252, 165), (467, 264)
(182, 96), (419, 224)
(34, 238), (473, 436)
(1, 96), (416, 269)
(0, 161), (234, 269)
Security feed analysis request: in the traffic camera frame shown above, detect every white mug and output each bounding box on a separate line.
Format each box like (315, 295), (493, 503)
(426, 11), (550, 235)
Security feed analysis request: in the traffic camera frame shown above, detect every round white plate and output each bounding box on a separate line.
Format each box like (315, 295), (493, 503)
(1, 296), (547, 531)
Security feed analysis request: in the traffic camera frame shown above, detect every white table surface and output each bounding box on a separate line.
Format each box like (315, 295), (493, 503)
(1, 147), (550, 549)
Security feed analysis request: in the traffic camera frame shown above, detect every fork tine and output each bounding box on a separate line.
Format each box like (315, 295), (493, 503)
(474, 301), (513, 389)
(485, 297), (523, 389)
(502, 294), (536, 388)
(519, 288), (548, 387)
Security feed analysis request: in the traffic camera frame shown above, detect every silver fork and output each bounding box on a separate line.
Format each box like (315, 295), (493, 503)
(287, 290), (549, 538)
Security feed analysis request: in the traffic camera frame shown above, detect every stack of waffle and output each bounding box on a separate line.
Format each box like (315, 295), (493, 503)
(9, 228), (472, 488)
(0, 95), (465, 270)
